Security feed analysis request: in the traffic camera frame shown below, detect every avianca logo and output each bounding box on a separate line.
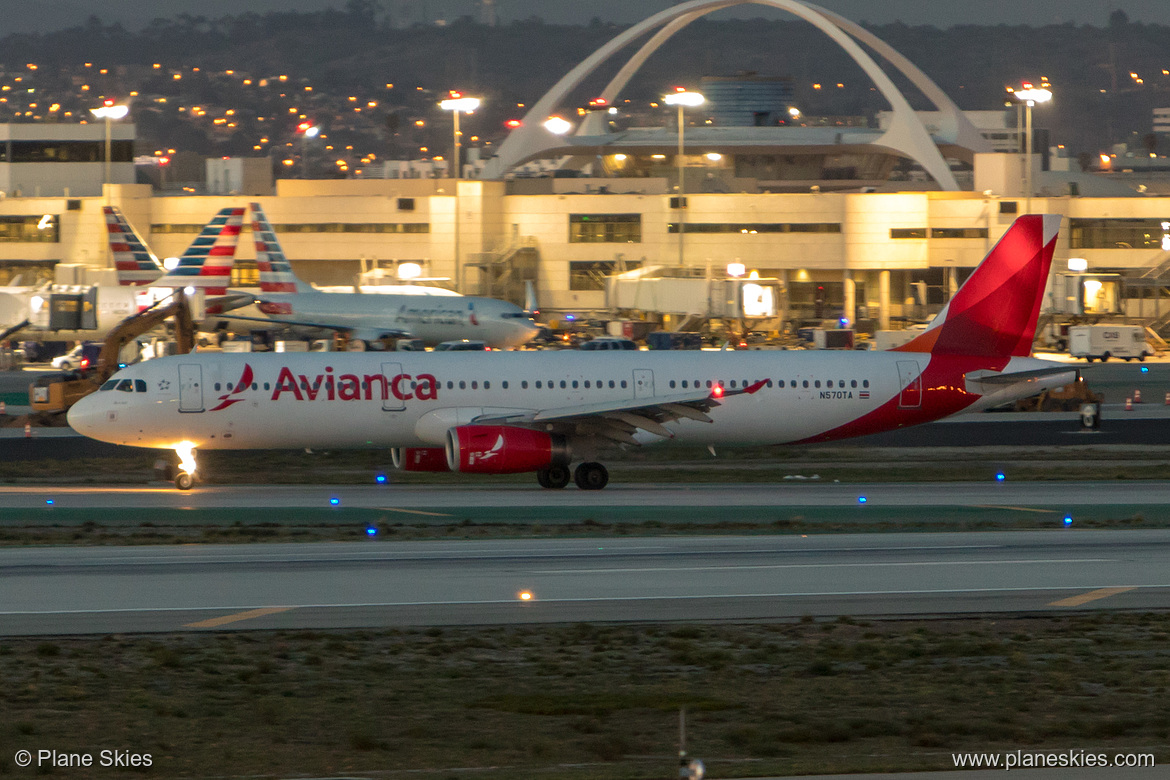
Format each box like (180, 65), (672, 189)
(270, 366), (439, 402)
(207, 363), (440, 411)
(468, 434), (503, 465)
(209, 364), (254, 411)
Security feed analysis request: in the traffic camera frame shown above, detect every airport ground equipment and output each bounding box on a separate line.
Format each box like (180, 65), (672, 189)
(1068, 324), (1153, 362)
(29, 290), (195, 416)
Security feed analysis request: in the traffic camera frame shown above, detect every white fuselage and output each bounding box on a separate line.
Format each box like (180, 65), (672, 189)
(230, 290), (539, 348)
(68, 350), (1073, 453)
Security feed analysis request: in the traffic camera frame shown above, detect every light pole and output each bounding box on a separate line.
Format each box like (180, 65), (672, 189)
(1014, 82), (1052, 213)
(663, 89), (705, 267)
(296, 122), (319, 179)
(89, 101), (129, 199)
(439, 93), (480, 292)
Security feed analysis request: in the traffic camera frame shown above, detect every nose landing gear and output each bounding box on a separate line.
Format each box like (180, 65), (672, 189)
(174, 442), (198, 491)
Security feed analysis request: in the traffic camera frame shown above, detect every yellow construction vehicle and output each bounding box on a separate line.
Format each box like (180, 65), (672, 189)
(29, 289), (195, 416)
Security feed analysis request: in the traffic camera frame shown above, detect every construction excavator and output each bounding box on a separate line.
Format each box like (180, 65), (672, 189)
(29, 289), (195, 417)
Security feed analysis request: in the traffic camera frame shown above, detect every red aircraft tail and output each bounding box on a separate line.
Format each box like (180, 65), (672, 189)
(893, 214), (1060, 357)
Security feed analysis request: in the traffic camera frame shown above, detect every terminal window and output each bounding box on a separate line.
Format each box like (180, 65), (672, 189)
(0, 216), (59, 243)
(1069, 218), (1170, 249)
(570, 259), (642, 290)
(1, 140), (133, 163)
(930, 227), (989, 239)
(890, 228), (928, 239)
(668, 222), (840, 234)
(569, 214), (641, 243)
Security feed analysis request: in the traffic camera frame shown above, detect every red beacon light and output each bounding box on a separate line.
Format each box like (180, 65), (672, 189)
(712, 384), (724, 398)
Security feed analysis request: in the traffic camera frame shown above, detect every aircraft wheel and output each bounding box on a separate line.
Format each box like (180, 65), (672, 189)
(175, 471), (195, 491)
(1139, 353), (1148, 362)
(1101, 352), (1111, 362)
(573, 462), (609, 491)
(537, 465), (570, 489)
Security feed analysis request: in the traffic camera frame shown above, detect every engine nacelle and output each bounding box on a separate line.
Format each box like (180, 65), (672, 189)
(445, 425), (569, 474)
(391, 447), (451, 472)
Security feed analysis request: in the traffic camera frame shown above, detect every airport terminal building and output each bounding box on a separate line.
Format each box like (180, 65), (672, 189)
(0, 0), (1167, 335)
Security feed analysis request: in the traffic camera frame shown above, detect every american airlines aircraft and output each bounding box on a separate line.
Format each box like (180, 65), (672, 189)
(68, 215), (1075, 491)
(217, 203), (539, 349)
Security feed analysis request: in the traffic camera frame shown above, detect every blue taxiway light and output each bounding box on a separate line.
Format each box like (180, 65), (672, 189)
(375, 474), (387, 484)
(1141, 366), (1149, 373)
(366, 526), (378, 536)
(858, 496), (867, 504)
(1064, 515), (1073, 526)
(995, 472), (1006, 482)
(45, 499), (54, 505)
(329, 497), (340, 506)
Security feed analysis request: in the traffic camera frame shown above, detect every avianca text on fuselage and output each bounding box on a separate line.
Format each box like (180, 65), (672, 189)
(266, 365), (439, 403)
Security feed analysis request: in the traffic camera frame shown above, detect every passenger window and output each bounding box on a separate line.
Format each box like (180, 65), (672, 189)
(706, 380), (712, 388)
(621, 380), (628, 388)
(264, 383), (270, 391)
(447, 381), (454, 389)
(803, 380), (809, 388)
(135, 379), (147, 393)
(670, 380), (676, 389)
(778, 380), (784, 388)
(815, 380), (821, 388)
(560, 380), (566, 389)
(608, 380), (615, 388)
(730, 380), (738, 388)
(522, 381), (528, 389)
(584, 381), (591, 389)
(459, 381), (466, 389)
(839, 380), (845, 388)
(863, 380), (870, 388)
(767, 380), (774, 388)
(252, 383), (258, 390)
(851, 380), (857, 388)
(682, 380), (688, 388)
(536, 381), (542, 389)
(215, 383), (221, 391)
(472, 381), (478, 390)
(572, 380), (579, 389)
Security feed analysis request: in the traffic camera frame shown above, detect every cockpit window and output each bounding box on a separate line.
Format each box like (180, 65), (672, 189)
(116, 379), (134, 392)
(135, 379), (147, 393)
(99, 380), (118, 391)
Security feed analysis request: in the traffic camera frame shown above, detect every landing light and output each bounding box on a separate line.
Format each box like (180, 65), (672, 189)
(518, 590), (534, 601)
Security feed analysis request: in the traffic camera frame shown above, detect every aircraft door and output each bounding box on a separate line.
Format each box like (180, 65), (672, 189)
(896, 361), (922, 409)
(178, 364), (204, 412)
(80, 286), (98, 330)
(633, 369), (654, 399)
(381, 362), (405, 411)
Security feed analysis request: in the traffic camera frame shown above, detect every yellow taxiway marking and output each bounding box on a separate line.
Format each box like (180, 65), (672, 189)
(973, 505), (1059, 514)
(380, 507), (451, 517)
(1048, 586), (1136, 607)
(184, 607), (292, 629)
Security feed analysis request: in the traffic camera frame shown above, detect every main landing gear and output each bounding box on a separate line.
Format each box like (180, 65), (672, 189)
(536, 462), (609, 490)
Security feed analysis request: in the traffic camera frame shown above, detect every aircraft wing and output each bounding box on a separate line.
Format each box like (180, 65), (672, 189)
(205, 292), (256, 313)
(221, 312), (412, 341)
(472, 379), (768, 444)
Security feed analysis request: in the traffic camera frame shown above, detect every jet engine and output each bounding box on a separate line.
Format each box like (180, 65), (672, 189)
(445, 425), (569, 474)
(391, 447), (451, 472)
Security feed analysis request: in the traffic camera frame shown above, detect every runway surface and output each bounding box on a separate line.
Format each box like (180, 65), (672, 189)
(2, 529), (1168, 636)
(2, 479), (1169, 509)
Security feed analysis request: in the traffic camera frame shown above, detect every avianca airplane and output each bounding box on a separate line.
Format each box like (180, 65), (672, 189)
(68, 215), (1075, 491)
(218, 203), (540, 349)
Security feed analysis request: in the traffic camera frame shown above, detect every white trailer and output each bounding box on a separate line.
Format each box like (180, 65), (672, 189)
(1068, 324), (1152, 362)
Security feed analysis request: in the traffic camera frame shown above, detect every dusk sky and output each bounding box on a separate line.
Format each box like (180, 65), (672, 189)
(7, 0), (1169, 33)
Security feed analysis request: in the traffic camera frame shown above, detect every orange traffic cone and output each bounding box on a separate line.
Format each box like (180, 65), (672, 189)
(24, 422), (31, 438)
(1125, 397), (1134, 411)
(1134, 389), (1143, 404)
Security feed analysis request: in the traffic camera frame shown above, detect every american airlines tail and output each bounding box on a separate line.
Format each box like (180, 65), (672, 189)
(105, 206), (164, 285)
(250, 202), (314, 294)
(893, 214), (1060, 357)
(148, 207), (247, 295)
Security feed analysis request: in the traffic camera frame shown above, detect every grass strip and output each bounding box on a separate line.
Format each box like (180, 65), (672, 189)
(1, 615), (1168, 778)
